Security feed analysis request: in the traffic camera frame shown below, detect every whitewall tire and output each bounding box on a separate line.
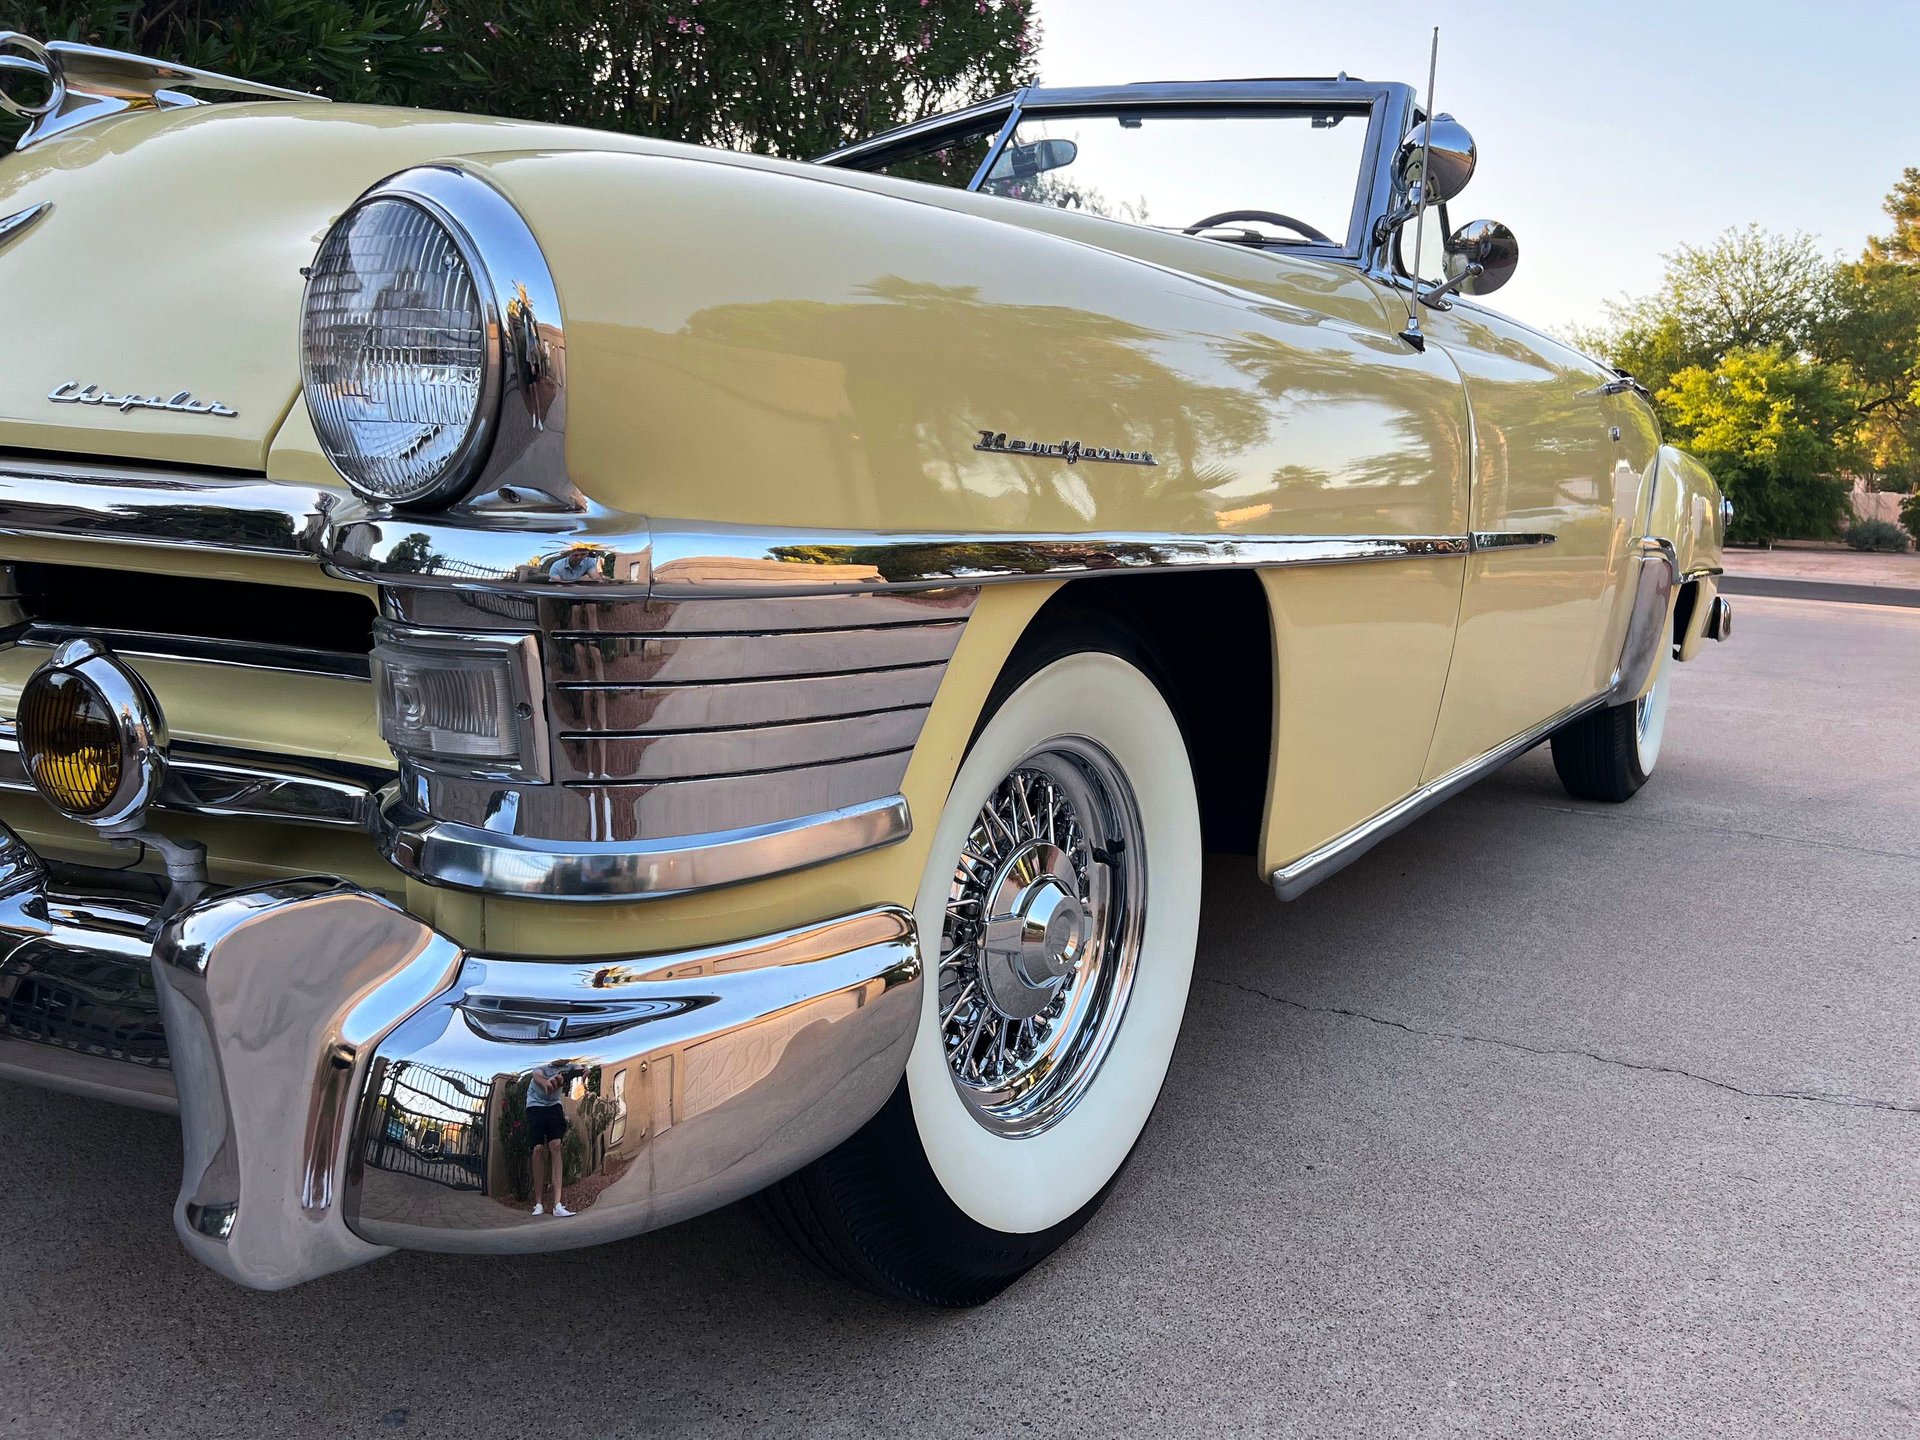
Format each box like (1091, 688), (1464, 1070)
(1550, 643), (1673, 803)
(758, 639), (1202, 1305)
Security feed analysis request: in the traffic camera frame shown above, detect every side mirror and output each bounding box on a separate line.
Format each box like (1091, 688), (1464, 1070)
(1441, 218), (1519, 296)
(1392, 113), (1477, 208)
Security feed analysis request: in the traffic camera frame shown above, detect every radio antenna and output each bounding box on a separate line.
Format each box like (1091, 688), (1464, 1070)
(1400, 26), (1440, 351)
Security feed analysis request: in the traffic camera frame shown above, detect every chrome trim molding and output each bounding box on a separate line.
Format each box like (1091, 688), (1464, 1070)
(0, 32), (321, 151)
(643, 525), (1474, 599)
(382, 792), (912, 899)
(0, 720), (382, 830)
(1271, 692), (1607, 901)
(1470, 531), (1556, 550)
(0, 458), (1478, 598)
(0, 201), (51, 251)
(15, 623), (371, 681)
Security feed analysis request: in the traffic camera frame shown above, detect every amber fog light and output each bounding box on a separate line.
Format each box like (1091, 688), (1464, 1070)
(17, 638), (168, 829)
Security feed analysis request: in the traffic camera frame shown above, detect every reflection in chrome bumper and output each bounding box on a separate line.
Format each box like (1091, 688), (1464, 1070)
(0, 821), (920, 1290)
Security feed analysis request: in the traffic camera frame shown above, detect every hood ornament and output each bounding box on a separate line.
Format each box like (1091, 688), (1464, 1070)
(49, 381), (237, 419)
(0, 31), (321, 152)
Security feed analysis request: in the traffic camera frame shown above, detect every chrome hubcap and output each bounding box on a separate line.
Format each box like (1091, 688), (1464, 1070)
(939, 739), (1145, 1137)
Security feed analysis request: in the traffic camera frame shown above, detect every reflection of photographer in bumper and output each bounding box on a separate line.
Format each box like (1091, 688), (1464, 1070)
(527, 1060), (579, 1217)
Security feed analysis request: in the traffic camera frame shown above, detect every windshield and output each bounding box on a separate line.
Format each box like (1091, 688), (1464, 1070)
(855, 104), (1372, 250)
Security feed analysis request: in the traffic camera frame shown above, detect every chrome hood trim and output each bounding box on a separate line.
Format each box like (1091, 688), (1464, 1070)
(0, 33), (321, 151)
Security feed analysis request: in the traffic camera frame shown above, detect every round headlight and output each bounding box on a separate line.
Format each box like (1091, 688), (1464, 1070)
(18, 638), (168, 829)
(301, 194), (497, 507)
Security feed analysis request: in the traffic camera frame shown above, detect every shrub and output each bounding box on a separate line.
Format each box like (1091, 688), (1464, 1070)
(1, 1), (1040, 156)
(1903, 493), (1920, 550)
(1846, 518), (1912, 552)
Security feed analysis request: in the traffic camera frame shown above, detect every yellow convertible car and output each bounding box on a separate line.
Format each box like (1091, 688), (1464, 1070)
(0, 36), (1731, 1304)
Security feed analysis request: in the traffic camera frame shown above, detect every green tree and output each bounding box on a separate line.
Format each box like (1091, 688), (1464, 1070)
(1816, 170), (1920, 491)
(1659, 345), (1854, 544)
(0, 1), (1038, 155)
(1864, 166), (1920, 265)
(1571, 225), (1834, 398)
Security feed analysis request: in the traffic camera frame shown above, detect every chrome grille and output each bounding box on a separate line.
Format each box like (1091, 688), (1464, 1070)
(398, 586), (977, 845)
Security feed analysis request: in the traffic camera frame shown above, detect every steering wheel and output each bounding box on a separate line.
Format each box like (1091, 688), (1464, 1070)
(1182, 209), (1335, 245)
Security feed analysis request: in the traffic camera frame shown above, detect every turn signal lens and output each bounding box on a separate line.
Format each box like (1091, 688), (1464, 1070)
(19, 667), (122, 817)
(371, 626), (545, 780)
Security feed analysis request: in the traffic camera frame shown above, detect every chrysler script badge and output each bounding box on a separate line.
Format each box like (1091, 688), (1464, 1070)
(974, 430), (1156, 467)
(48, 381), (238, 419)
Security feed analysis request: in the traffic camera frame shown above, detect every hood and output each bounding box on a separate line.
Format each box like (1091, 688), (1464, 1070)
(0, 102), (681, 473)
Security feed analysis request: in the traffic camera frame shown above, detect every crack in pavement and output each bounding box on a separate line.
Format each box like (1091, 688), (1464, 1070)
(1205, 976), (1920, 1116)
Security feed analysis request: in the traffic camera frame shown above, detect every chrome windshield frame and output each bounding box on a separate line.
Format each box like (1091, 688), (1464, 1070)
(819, 77), (1415, 265)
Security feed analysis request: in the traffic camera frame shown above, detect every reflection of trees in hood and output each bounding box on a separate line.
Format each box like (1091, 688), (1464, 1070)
(1213, 331), (1469, 496)
(681, 277), (1270, 528)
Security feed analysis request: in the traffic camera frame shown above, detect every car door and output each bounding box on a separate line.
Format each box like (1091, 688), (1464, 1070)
(1411, 299), (1645, 778)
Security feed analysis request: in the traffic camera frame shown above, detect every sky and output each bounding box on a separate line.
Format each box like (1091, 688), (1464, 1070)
(1028, 0), (1920, 334)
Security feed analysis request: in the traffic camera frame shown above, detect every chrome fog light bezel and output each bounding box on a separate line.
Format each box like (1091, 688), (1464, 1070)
(18, 636), (169, 830)
(300, 165), (568, 512)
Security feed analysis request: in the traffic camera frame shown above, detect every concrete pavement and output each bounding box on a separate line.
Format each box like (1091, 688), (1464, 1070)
(1721, 545), (1920, 608)
(2, 595), (1915, 1438)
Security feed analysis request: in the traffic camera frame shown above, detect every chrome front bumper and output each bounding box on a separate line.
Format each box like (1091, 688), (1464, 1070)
(0, 823), (921, 1289)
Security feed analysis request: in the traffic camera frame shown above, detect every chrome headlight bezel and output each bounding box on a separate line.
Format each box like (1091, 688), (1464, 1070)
(300, 165), (567, 511)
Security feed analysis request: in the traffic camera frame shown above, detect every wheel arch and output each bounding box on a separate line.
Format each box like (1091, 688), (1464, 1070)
(996, 570), (1276, 855)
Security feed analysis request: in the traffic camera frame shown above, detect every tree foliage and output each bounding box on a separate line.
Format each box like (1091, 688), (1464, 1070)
(1658, 346), (1852, 543)
(1577, 174), (1920, 540)
(1570, 226), (1833, 400)
(0, 0), (1038, 156)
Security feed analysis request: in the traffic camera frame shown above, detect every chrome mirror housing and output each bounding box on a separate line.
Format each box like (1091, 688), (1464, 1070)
(1393, 113), (1477, 208)
(1442, 218), (1519, 296)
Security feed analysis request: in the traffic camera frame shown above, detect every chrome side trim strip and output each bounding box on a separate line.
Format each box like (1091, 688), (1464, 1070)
(644, 525), (1473, 598)
(1470, 531), (1556, 550)
(0, 459), (1476, 598)
(1270, 692), (1608, 902)
(0, 201), (51, 251)
(381, 791), (912, 900)
(0, 721), (382, 830)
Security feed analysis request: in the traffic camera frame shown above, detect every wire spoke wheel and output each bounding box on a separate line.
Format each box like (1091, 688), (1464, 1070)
(936, 737), (1146, 1137)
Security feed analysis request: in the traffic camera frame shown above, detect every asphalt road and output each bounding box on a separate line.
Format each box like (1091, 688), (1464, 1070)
(4, 595), (1916, 1439)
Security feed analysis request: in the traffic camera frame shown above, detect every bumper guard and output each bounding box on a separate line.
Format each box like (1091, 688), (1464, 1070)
(0, 824), (921, 1290)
